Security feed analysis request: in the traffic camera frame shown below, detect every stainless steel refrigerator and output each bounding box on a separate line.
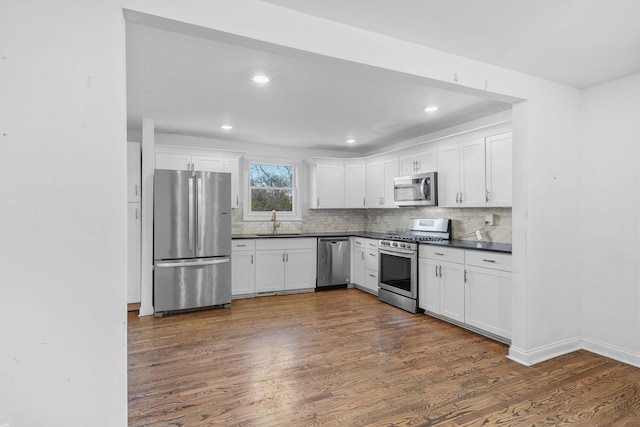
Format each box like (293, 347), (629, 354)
(153, 169), (232, 316)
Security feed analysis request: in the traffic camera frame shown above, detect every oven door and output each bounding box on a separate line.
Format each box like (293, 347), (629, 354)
(378, 248), (417, 299)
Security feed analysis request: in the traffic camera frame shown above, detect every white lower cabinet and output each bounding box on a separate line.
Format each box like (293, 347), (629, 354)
(232, 240), (256, 297)
(351, 237), (378, 294)
(418, 246), (512, 342)
(255, 238), (316, 293)
(418, 247), (465, 323)
(351, 238), (365, 286)
(127, 203), (141, 304)
(464, 250), (512, 340)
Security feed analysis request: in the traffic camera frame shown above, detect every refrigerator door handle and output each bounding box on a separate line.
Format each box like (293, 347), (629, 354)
(156, 258), (230, 268)
(197, 177), (203, 251)
(188, 177), (194, 250)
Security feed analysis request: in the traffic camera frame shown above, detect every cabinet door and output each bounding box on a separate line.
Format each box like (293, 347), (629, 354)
(127, 203), (141, 304)
(284, 248), (315, 290)
(439, 261), (465, 323)
(382, 158), (398, 208)
(344, 163), (366, 208)
(352, 245), (365, 286)
(399, 155), (418, 175)
(465, 266), (512, 339)
(486, 132), (512, 207)
(155, 152), (191, 171)
(417, 150), (437, 173)
(127, 142), (141, 202)
(418, 258), (439, 313)
(255, 250), (285, 292)
(314, 163), (345, 208)
(192, 155), (224, 172)
(224, 157), (240, 209)
(460, 138), (486, 207)
(437, 145), (460, 207)
(232, 250), (255, 295)
(366, 162), (383, 208)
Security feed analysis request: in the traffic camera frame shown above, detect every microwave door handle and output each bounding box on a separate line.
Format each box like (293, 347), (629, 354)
(421, 179), (427, 199)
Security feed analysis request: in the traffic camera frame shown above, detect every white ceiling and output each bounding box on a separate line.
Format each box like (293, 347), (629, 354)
(127, 1), (640, 153)
(264, 0), (640, 89)
(126, 23), (509, 153)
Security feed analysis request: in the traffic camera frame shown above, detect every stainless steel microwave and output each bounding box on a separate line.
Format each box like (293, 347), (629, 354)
(393, 172), (437, 206)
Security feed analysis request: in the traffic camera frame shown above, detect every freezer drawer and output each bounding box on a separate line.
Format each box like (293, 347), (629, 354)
(154, 257), (231, 315)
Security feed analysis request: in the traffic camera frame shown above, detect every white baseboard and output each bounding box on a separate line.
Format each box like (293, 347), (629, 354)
(508, 337), (582, 366)
(582, 338), (640, 368)
(138, 304), (154, 317)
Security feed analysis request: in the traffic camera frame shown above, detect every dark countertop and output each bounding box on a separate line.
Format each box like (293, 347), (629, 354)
(232, 232), (512, 254)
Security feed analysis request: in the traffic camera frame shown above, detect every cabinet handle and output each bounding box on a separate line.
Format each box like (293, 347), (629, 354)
(369, 253), (376, 257)
(459, 192), (463, 203)
(317, 198), (320, 206)
(236, 196), (239, 206)
(369, 273), (376, 278)
(435, 266), (438, 278)
(434, 252), (444, 256)
(482, 259), (497, 263)
(363, 197), (366, 206)
(455, 192), (459, 203)
(134, 184), (139, 196)
(361, 252), (364, 260)
(135, 207), (139, 220)
(485, 190), (490, 203)
(236, 244), (246, 247)
(251, 255), (254, 264)
(439, 265), (442, 277)
(282, 253), (285, 263)
(464, 270), (467, 283)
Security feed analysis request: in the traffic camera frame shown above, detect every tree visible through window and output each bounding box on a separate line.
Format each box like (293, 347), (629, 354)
(249, 163), (294, 212)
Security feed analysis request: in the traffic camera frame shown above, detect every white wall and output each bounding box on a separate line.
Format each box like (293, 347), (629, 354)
(0, 1), (127, 426)
(124, 0), (583, 365)
(580, 72), (640, 366)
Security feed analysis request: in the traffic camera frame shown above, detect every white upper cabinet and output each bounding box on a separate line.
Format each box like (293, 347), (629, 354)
(436, 144), (461, 207)
(127, 142), (141, 203)
(485, 132), (512, 207)
(154, 150), (241, 208)
(191, 155), (224, 172)
(344, 162), (367, 208)
(367, 158), (398, 209)
(460, 138), (487, 207)
(399, 149), (437, 176)
(155, 152), (191, 171)
(311, 162), (345, 209)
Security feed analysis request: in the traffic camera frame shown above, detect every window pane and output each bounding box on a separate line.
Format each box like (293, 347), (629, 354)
(250, 164), (293, 187)
(251, 189), (293, 212)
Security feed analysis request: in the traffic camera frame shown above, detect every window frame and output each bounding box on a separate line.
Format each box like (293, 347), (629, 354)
(243, 160), (302, 221)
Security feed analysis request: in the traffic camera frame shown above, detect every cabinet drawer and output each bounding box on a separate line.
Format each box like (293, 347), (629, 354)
(419, 245), (464, 263)
(365, 238), (379, 249)
(465, 250), (512, 271)
(364, 249), (378, 270)
(365, 269), (378, 288)
(232, 240), (255, 251)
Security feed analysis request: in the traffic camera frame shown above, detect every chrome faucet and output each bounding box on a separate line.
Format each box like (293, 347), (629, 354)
(270, 210), (280, 235)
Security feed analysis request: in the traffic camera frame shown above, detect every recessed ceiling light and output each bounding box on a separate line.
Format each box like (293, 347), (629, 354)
(251, 74), (271, 84)
(424, 106), (439, 113)
(221, 124), (233, 130)
(346, 139), (356, 144)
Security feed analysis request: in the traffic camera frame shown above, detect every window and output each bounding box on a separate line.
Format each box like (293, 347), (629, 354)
(244, 161), (300, 220)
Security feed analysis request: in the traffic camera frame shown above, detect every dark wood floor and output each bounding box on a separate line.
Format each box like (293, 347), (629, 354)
(128, 289), (640, 426)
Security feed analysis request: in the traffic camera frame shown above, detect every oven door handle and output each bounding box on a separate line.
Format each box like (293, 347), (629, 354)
(379, 248), (415, 256)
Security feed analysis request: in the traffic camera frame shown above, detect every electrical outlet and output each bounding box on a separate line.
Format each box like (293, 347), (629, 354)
(484, 213), (494, 226)
(475, 230), (483, 240)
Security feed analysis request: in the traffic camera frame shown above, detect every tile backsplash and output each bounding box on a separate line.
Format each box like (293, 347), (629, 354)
(232, 205), (511, 243)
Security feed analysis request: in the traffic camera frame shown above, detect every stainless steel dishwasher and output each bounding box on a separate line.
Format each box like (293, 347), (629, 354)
(317, 238), (351, 289)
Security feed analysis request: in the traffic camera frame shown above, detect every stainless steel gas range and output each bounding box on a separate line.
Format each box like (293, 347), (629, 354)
(378, 218), (451, 313)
